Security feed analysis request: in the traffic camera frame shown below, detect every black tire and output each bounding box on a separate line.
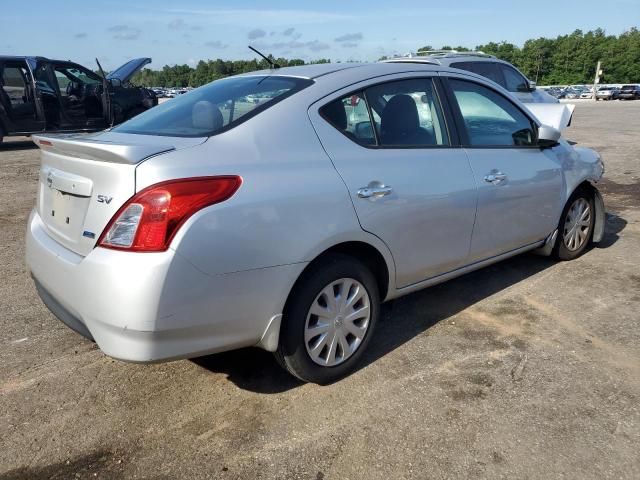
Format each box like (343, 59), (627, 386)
(275, 253), (380, 384)
(553, 189), (595, 261)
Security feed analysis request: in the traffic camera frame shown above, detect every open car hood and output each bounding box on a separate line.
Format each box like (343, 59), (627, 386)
(525, 103), (575, 131)
(106, 57), (151, 83)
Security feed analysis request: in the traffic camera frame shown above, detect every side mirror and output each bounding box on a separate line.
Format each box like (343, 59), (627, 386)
(537, 125), (561, 148)
(109, 78), (122, 88)
(517, 81), (536, 93)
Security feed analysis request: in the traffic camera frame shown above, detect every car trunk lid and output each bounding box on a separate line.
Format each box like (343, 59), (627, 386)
(33, 131), (205, 256)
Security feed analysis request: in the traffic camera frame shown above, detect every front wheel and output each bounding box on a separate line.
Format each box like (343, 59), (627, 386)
(554, 192), (595, 260)
(276, 253), (380, 384)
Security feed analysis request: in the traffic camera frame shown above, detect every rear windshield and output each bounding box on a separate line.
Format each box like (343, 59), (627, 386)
(114, 75), (312, 137)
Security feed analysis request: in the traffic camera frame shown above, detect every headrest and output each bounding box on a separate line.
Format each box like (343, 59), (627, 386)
(380, 94), (419, 139)
(192, 100), (224, 131)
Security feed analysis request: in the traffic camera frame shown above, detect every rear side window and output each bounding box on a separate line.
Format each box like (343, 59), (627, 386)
(365, 78), (449, 146)
(1, 65), (28, 105)
(449, 79), (536, 147)
(450, 61), (504, 87)
(320, 92), (376, 146)
(114, 75), (312, 137)
(320, 78), (449, 147)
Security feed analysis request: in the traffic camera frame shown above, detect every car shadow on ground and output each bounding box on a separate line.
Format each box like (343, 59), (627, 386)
(0, 140), (37, 151)
(192, 212), (626, 393)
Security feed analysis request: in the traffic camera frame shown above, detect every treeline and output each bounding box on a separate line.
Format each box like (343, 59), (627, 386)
(418, 27), (640, 85)
(132, 57), (329, 88)
(132, 27), (639, 88)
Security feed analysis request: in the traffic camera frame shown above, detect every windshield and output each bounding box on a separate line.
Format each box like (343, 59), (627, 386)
(114, 75), (312, 137)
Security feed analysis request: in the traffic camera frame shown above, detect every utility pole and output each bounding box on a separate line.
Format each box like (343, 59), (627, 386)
(592, 60), (602, 102)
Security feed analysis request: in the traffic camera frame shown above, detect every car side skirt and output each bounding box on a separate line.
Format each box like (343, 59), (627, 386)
(387, 240), (545, 301)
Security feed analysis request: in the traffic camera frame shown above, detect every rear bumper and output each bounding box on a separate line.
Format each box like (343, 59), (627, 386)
(26, 209), (305, 362)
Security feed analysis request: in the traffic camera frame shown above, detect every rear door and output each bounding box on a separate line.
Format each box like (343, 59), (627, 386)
(0, 60), (44, 133)
(443, 74), (563, 261)
(309, 74), (477, 288)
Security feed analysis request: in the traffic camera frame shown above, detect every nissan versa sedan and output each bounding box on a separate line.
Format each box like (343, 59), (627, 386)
(26, 63), (605, 384)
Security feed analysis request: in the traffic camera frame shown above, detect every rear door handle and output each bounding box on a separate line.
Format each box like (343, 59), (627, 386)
(357, 183), (393, 199)
(484, 172), (507, 184)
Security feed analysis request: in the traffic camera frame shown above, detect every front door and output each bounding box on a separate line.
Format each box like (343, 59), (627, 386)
(0, 61), (43, 133)
(51, 63), (107, 130)
(445, 75), (563, 261)
(310, 76), (478, 288)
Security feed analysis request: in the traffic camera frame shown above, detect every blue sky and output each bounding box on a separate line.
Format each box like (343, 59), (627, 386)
(2, 0), (637, 70)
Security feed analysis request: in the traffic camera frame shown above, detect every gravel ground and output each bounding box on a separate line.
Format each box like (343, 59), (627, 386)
(1, 100), (639, 480)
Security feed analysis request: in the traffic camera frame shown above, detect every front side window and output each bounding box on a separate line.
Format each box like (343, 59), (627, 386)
(500, 65), (529, 92)
(115, 75), (312, 137)
(450, 61), (504, 87)
(449, 79), (536, 147)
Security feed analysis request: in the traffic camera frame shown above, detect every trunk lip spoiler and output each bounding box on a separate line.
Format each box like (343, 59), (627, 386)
(32, 134), (175, 165)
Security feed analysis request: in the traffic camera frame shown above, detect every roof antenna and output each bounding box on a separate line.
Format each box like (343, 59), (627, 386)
(248, 46), (280, 69)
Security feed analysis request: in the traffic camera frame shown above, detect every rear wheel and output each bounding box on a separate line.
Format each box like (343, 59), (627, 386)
(276, 253), (380, 384)
(554, 191), (595, 260)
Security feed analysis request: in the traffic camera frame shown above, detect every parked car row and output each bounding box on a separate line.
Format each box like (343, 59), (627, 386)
(543, 84), (640, 101)
(26, 61), (606, 383)
(151, 87), (194, 98)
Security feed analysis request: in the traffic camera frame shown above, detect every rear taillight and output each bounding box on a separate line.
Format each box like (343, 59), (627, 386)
(98, 176), (242, 252)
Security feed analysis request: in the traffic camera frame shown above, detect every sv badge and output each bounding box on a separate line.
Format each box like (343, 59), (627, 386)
(97, 195), (113, 204)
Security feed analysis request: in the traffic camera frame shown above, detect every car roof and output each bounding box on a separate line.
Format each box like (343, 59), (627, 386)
(239, 61), (447, 80)
(0, 55), (82, 65)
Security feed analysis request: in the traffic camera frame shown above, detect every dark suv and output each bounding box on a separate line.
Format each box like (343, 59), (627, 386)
(618, 85), (640, 100)
(0, 56), (157, 143)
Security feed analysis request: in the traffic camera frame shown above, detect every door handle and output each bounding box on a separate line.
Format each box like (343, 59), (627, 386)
(357, 183), (393, 199)
(484, 172), (507, 184)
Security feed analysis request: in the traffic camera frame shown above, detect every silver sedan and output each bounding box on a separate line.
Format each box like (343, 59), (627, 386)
(26, 62), (605, 383)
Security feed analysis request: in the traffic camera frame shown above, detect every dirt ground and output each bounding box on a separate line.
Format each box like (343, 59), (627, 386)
(1, 101), (639, 480)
